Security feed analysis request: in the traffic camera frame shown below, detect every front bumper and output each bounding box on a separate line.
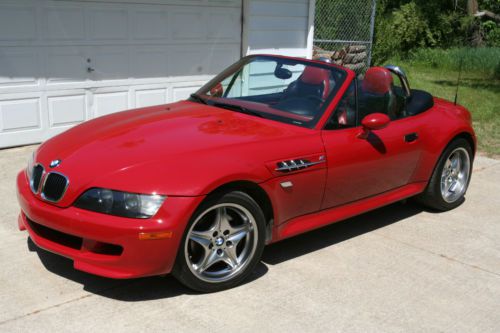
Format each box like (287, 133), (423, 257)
(16, 171), (204, 279)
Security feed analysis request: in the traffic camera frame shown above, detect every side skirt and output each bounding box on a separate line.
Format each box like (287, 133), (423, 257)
(272, 182), (427, 242)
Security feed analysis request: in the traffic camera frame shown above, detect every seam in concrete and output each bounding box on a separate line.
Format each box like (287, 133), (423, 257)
(474, 162), (500, 173)
(0, 294), (93, 327)
(373, 232), (500, 278)
(0, 281), (136, 326)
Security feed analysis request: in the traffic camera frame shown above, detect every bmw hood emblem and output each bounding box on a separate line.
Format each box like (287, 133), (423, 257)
(50, 159), (61, 168)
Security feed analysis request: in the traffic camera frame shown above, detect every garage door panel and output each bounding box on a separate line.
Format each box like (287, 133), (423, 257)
(47, 95), (86, 127)
(0, 4), (37, 41)
(87, 6), (128, 40)
(172, 85), (203, 102)
(46, 47), (88, 84)
(131, 8), (168, 40)
(94, 90), (129, 117)
(136, 89), (168, 108)
(169, 46), (207, 76)
(0, 129), (47, 148)
(171, 8), (206, 40)
(168, 44), (239, 77)
(131, 47), (169, 79)
(0, 48), (42, 87)
(45, 6), (86, 41)
(92, 46), (130, 81)
(0, 98), (41, 132)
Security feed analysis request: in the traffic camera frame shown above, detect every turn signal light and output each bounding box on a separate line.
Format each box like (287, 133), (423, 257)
(138, 231), (173, 240)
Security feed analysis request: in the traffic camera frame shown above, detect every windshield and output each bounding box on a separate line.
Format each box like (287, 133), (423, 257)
(193, 55), (347, 128)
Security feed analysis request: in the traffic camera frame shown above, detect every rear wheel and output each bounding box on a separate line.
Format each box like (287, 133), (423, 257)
(416, 138), (473, 211)
(173, 191), (266, 292)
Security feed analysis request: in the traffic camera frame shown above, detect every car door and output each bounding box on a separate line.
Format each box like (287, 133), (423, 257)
(320, 80), (423, 209)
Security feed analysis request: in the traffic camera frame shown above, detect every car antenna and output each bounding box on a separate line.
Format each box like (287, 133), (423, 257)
(454, 56), (464, 106)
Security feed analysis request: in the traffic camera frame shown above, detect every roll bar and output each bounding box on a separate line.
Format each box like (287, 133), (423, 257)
(385, 65), (411, 97)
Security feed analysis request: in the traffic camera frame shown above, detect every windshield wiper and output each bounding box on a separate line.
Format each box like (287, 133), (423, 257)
(189, 93), (208, 105)
(212, 102), (264, 118)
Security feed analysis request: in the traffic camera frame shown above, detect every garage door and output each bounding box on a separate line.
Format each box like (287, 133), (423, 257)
(0, 0), (241, 148)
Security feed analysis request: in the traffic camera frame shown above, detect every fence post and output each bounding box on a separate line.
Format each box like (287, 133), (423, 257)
(307, 0), (316, 59)
(367, 0), (377, 67)
(313, 0), (377, 74)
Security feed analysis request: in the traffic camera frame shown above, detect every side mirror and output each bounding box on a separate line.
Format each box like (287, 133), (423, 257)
(359, 113), (390, 139)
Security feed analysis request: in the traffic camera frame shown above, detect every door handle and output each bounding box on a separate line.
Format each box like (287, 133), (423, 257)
(404, 132), (418, 143)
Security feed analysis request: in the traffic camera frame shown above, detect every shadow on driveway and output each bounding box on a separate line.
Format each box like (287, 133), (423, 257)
(27, 201), (426, 301)
(262, 201), (425, 265)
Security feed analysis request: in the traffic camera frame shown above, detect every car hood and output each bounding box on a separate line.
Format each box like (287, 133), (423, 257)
(34, 101), (320, 206)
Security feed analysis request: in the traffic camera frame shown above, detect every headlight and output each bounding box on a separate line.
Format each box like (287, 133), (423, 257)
(74, 188), (166, 219)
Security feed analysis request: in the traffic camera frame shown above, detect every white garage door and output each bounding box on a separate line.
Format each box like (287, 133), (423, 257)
(0, 0), (242, 148)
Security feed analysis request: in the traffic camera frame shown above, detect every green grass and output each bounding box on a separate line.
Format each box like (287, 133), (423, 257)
(406, 48), (500, 79)
(386, 49), (500, 157)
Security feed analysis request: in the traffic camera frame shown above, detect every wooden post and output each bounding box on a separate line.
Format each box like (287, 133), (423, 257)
(467, 0), (481, 46)
(467, 0), (478, 15)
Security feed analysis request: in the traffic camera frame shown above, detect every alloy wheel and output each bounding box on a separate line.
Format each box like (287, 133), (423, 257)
(440, 147), (471, 203)
(184, 203), (258, 283)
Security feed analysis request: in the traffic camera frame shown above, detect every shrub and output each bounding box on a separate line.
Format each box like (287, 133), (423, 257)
(392, 2), (436, 51)
(483, 21), (500, 47)
(371, 0), (500, 64)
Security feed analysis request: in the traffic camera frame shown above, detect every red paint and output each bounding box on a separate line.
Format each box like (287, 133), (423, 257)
(16, 55), (475, 279)
(17, 170), (204, 278)
(276, 182), (427, 241)
(361, 113), (391, 130)
(358, 113), (390, 139)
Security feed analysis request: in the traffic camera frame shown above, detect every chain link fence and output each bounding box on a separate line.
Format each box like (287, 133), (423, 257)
(313, 0), (377, 75)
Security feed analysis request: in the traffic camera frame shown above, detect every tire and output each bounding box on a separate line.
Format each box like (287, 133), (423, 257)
(415, 138), (473, 211)
(172, 191), (266, 292)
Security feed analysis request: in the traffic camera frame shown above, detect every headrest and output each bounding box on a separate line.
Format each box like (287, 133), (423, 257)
(300, 66), (330, 85)
(362, 67), (393, 95)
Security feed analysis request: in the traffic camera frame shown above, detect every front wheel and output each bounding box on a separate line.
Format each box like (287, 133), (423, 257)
(416, 138), (473, 211)
(173, 191), (266, 292)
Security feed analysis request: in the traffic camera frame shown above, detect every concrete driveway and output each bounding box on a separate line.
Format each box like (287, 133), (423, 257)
(1, 145), (499, 332)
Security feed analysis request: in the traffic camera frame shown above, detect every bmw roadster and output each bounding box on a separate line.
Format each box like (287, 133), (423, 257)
(17, 55), (475, 292)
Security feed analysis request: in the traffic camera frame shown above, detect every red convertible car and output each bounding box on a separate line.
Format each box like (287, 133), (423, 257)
(17, 55), (475, 292)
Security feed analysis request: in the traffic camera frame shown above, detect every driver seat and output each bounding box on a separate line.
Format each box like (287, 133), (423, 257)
(284, 66), (331, 101)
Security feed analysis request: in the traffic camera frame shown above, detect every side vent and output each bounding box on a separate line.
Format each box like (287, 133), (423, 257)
(275, 158), (325, 173)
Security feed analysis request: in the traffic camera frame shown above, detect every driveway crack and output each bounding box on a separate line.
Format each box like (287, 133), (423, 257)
(0, 280), (136, 326)
(474, 161), (500, 173)
(373, 232), (500, 278)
